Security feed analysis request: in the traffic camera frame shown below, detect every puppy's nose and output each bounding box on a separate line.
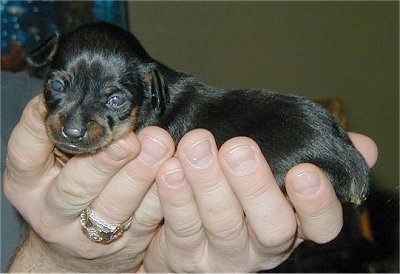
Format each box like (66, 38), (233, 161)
(61, 126), (86, 141)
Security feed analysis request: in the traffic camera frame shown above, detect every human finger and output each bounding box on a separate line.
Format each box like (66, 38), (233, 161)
(156, 157), (204, 245)
(45, 132), (141, 218)
(176, 129), (244, 241)
(91, 126), (175, 224)
(218, 137), (297, 250)
(5, 95), (54, 185)
(285, 163), (343, 244)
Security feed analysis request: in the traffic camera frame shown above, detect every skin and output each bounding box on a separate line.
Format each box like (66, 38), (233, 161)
(3, 96), (378, 272)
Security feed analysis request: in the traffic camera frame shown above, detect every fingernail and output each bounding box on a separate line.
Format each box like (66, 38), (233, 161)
(292, 171), (321, 196)
(162, 169), (186, 188)
(139, 136), (168, 166)
(106, 141), (134, 162)
(224, 145), (258, 175)
(184, 138), (213, 168)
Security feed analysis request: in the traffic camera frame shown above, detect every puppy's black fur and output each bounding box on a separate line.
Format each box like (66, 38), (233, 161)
(27, 22), (369, 205)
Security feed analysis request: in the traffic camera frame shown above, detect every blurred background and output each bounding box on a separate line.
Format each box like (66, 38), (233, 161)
(1, 1), (398, 272)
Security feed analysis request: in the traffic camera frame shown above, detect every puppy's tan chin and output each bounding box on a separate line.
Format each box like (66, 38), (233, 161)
(56, 145), (93, 155)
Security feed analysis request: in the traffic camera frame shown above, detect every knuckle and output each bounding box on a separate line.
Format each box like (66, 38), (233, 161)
(208, 217), (245, 240)
(242, 178), (273, 202)
(49, 178), (92, 210)
(122, 167), (154, 188)
(172, 258), (203, 273)
(5, 148), (37, 176)
(170, 217), (203, 239)
(193, 174), (225, 190)
(164, 188), (193, 209)
(2, 172), (16, 202)
(298, 196), (343, 243)
(170, 232), (205, 254)
(73, 242), (105, 260)
(255, 221), (297, 249)
(306, 220), (343, 244)
(30, 212), (59, 244)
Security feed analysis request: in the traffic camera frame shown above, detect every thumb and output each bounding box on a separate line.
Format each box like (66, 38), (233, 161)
(6, 95), (55, 182)
(348, 132), (378, 168)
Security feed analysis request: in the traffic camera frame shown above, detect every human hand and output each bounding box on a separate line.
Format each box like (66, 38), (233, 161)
(4, 96), (378, 272)
(144, 129), (377, 272)
(3, 96), (176, 272)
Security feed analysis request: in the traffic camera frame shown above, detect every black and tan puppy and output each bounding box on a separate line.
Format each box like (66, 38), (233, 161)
(27, 22), (369, 205)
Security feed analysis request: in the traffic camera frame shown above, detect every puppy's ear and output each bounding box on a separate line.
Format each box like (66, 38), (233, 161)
(145, 70), (170, 115)
(26, 33), (60, 67)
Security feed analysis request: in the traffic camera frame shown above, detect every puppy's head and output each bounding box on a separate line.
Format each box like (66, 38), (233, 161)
(27, 22), (167, 155)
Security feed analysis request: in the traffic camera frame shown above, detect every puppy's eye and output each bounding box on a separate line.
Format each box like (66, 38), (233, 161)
(48, 79), (65, 92)
(107, 95), (125, 108)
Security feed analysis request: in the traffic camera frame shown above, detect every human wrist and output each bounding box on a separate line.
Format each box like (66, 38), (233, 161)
(8, 227), (144, 272)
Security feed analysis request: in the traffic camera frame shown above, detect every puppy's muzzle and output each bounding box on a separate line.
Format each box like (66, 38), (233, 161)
(46, 104), (139, 155)
(46, 110), (109, 154)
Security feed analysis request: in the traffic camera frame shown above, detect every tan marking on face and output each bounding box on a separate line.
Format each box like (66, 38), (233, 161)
(104, 86), (119, 95)
(145, 73), (153, 87)
(144, 72), (154, 94)
(46, 112), (62, 144)
(57, 70), (70, 82)
(88, 121), (106, 142)
(112, 106), (139, 141)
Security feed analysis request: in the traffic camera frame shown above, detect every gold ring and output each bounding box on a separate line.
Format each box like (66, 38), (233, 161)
(80, 206), (132, 244)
